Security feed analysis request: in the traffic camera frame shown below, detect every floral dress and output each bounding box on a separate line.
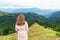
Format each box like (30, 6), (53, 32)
(15, 21), (28, 40)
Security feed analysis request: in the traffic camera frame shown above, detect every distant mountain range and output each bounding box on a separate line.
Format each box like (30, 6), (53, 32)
(48, 11), (60, 19)
(0, 8), (59, 18)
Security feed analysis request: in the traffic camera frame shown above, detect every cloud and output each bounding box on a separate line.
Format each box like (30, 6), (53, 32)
(0, 0), (60, 9)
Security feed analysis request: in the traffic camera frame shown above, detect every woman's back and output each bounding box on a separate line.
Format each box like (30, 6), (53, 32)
(15, 21), (28, 32)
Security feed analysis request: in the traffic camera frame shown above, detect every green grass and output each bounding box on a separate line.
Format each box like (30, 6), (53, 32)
(0, 23), (58, 40)
(0, 33), (17, 40)
(0, 13), (5, 16)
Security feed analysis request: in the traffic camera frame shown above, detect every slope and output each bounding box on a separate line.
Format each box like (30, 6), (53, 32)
(0, 23), (58, 40)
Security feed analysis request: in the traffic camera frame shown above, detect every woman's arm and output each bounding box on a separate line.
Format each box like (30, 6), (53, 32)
(25, 21), (28, 32)
(15, 24), (19, 32)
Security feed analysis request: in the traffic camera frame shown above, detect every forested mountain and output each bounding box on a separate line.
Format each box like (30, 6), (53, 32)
(48, 11), (60, 19)
(0, 10), (60, 35)
(0, 12), (47, 35)
(47, 11), (60, 32)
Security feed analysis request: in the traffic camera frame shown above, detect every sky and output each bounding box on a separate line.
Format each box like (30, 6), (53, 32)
(0, 0), (60, 9)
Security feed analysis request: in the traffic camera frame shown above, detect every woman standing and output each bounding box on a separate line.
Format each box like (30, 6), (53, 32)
(15, 13), (28, 40)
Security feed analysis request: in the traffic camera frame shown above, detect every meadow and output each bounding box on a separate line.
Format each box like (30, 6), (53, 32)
(0, 23), (58, 40)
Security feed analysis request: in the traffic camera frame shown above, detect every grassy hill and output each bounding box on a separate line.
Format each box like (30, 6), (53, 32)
(0, 23), (58, 40)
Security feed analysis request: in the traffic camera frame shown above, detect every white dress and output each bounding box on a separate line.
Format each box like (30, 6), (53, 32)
(15, 21), (28, 40)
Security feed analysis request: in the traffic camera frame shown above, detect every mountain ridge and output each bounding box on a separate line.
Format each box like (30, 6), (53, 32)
(0, 8), (59, 17)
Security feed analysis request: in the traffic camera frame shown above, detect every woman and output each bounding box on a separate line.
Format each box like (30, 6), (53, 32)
(15, 13), (28, 40)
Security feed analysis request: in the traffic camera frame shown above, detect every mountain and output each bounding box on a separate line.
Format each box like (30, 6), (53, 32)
(0, 8), (42, 14)
(41, 9), (59, 18)
(46, 11), (60, 32)
(0, 8), (59, 17)
(0, 9), (60, 35)
(47, 11), (60, 26)
(0, 12), (47, 35)
(48, 11), (60, 19)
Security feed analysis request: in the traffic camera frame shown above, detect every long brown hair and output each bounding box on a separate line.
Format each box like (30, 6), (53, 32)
(16, 13), (25, 25)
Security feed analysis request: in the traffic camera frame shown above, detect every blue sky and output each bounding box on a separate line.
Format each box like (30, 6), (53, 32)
(0, 0), (60, 9)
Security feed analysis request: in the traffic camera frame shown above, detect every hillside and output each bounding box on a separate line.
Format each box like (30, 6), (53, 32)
(0, 12), (47, 35)
(47, 11), (60, 26)
(0, 23), (58, 40)
(48, 11), (60, 19)
(46, 11), (60, 32)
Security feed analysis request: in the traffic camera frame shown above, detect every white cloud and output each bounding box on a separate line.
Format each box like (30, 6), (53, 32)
(0, 0), (60, 9)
